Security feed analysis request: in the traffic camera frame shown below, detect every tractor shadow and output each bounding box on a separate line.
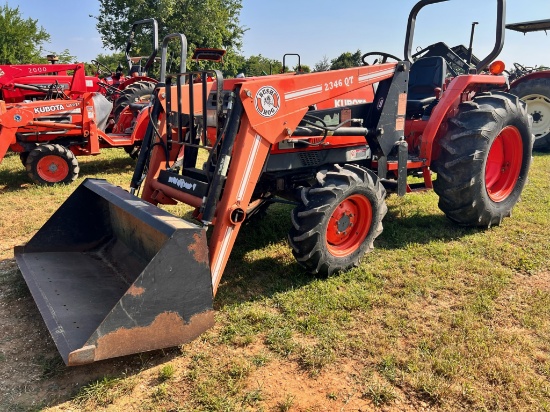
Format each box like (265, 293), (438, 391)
(214, 198), (481, 308)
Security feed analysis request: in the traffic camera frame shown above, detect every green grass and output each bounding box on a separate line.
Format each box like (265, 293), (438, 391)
(73, 376), (137, 409)
(1, 149), (550, 411)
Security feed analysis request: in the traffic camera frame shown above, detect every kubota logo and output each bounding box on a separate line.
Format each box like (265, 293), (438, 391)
(255, 86), (280, 118)
(34, 104), (65, 114)
(334, 98), (368, 107)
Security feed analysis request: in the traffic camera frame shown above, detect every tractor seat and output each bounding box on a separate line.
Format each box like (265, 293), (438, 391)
(129, 64), (142, 77)
(406, 56), (446, 118)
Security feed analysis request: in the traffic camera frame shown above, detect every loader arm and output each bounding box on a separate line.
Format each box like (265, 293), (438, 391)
(211, 64), (405, 293)
(139, 63), (406, 294)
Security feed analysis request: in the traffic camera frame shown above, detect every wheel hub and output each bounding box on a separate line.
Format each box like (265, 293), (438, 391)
(37, 155), (69, 183)
(326, 195), (372, 257)
(336, 211), (352, 234)
(485, 126), (523, 202)
(522, 93), (550, 137)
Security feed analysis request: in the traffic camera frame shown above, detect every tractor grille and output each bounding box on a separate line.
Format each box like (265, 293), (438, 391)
(298, 151), (321, 167)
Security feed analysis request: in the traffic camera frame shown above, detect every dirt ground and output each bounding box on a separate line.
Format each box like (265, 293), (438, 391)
(0, 255), (434, 412)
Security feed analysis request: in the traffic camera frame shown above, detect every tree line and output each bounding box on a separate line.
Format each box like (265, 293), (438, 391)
(0, 1), (369, 78)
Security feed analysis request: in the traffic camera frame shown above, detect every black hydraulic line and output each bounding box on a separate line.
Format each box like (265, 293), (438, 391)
(204, 91), (235, 183)
(12, 83), (49, 92)
(292, 127), (369, 137)
(201, 90), (244, 225)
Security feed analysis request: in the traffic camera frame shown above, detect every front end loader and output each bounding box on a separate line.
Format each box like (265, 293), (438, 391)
(15, 0), (533, 366)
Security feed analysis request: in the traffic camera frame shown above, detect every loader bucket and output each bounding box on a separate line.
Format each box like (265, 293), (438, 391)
(14, 179), (214, 366)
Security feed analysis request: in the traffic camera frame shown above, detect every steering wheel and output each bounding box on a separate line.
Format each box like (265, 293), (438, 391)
(91, 59), (113, 76)
(362, 52), (401, 66)
(513, 62), (528, 73)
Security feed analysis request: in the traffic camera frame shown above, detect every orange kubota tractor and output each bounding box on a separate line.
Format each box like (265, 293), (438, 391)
(14, 0), (533, 366)
(0, 19), (161, 184)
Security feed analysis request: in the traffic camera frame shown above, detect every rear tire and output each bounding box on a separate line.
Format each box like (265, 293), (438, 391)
(26, 144), (79, 185)
(288, 164), (387, 276)
(113, 81), (155, 120)
(509, 77), (550, 151)
(432, 92), (533, 227)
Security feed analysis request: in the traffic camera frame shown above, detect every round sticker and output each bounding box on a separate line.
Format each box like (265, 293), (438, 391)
(255, 86), (281, 118)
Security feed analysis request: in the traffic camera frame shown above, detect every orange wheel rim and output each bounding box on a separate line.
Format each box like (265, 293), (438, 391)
(36, 155), (69, 183)
(485, 126), (523, 202)
(326, 194), (372, 257)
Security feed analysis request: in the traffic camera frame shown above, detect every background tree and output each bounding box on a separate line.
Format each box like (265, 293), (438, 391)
(295, 64), (311, 73)
(237, 54), (281, 77)
(94, 0), (245, 74)
(47, 49), (77, 64)
(330, 50), (362, 70)
(0, 4), (50, 64)
(313, 55), (330, 72)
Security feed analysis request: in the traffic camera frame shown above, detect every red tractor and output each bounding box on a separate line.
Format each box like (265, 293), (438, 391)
(0, 19), (159, 106)
(0, 19), (163, 184)
(14, 0), (533, 366)
(506, 19), (550, 151)
(0, 59), (104, 103)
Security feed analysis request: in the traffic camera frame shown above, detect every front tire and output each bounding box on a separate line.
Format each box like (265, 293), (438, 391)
(26, 144), (79, 185)
(432, 92), (533, 227)
(509, 77), (550, 151)
(288, 164), (387, 276)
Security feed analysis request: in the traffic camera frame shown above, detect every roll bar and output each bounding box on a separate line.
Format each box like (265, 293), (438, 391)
(404, 0), (506, 74)
(125, 18), (159, 73)
(159, 33), (188, 84)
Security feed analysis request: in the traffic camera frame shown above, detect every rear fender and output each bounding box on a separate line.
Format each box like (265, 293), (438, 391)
(419, 74), (507, 163)
(509, 70), (550, 88)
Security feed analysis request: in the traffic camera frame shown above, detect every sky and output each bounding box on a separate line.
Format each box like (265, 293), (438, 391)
(10, 0), (550, 69)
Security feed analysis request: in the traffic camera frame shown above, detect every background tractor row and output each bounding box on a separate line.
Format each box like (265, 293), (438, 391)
(506, 18), (550, 151)
(0, 19), (160, 184)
